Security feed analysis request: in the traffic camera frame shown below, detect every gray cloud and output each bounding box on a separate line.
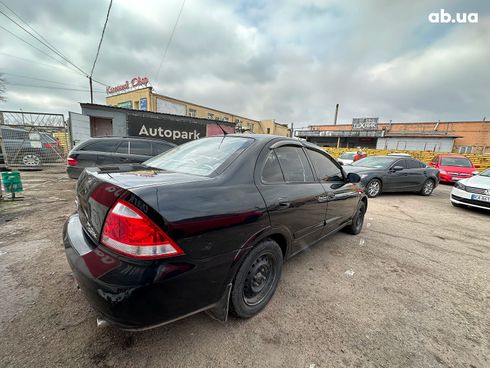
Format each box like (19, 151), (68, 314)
(1, 0), (489, 125)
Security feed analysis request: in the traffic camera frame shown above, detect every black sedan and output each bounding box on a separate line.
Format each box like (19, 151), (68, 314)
(66, 136), (176, 179)
(63, 135), (367, 330)
(343, 156), (440, 198)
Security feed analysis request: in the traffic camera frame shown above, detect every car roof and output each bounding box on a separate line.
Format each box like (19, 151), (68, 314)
(82, 136), (176, 144)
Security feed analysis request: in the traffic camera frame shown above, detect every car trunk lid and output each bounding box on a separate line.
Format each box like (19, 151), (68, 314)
(76, 165), (209, 243)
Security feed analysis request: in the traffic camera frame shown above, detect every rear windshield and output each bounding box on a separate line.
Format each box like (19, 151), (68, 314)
(143, 136), (254, 176)
(440, 157), (472, 167)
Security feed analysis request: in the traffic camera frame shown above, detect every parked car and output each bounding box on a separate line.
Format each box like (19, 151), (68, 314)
(450, 168), (490, 210)
(343, 156), (439, 197)
(337, 151), (356, 165)
(0, 126), (62, 168)
(66, 136), (176, 179)
(63, 134), (367, 330)
(429, 154), (479, 183)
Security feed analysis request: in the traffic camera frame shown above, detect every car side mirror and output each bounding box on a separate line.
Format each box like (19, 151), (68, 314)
(346, 172), (361, 183)
(472, 171), (480, 176)
(392, 165), (404, 171)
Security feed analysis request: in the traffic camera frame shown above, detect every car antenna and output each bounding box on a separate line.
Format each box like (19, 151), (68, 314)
(215, 120), (228, 136)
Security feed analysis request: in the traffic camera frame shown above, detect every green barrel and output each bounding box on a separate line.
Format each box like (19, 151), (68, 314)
(1, 171), (23, 193)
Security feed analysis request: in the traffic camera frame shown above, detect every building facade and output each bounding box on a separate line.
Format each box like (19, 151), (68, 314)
(105, 85), (290, 136)
(68, 103), (235, 147)
(296, 120), (490, 153)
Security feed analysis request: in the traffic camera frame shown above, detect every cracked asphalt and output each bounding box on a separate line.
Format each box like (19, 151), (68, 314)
(0, 168), (488, 367)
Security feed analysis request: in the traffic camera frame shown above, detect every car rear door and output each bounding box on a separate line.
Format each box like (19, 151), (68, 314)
(112, 141), (132, 164)
(405, 159), (427, 190)
(129, 140), (153, 162)
(256, 142), (328, 254)
(76, 139), (119, 168)
(305, 148), (359, 232)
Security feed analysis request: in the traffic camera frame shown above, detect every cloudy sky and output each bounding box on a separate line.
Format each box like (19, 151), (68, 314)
(0, 0), (489, 126)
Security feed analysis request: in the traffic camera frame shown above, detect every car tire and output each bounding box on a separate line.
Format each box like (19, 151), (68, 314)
(21, 153), (42, 168)
(230, 239), (283, 319)
(419, 179), (435, 196)
(344, 201), (366, 235)
(365, 179), (382, 198)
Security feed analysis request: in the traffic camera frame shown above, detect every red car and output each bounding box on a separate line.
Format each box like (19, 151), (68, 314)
(429, 154), (479, 183)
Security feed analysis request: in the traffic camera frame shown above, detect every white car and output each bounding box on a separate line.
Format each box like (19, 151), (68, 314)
(337, 151), (356, 165)
(450, 168), (490, 210)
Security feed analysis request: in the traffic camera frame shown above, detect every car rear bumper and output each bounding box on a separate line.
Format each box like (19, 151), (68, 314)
(63, 214), (236, 329)
(450, 188), (490, 210)
(66, 166), (84, 179)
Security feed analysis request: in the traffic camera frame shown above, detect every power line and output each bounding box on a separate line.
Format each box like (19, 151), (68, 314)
(0, 24), (86, 77)
(154, 0), (186, 83)
(6, 82), (106, 93)
(3, 72), (92, 88)
(0, 0), (69, 63)
(90, 0), (113, 77)
(0, 2), (109, 87)
(0, 7), (88, 76)
(0, 51), (88, 76)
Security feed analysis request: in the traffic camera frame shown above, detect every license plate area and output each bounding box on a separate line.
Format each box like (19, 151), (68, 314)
(471, 194), (490, 202)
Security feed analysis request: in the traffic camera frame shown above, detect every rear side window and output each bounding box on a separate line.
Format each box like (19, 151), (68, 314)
(81, 140), (118, 152)
(407, 159), (425, 169)
(275, 146), (314, 183)
(394, 159), (408, 169)
(307, 149), (343, 181)
(116, 141), (128, 153)
(130, 141), (152, 155)
(262, 151), (284, 183)
(152, 142), (173, 155)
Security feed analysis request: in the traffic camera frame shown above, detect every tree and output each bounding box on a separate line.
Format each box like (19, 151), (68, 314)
(0, 73), (6, 102)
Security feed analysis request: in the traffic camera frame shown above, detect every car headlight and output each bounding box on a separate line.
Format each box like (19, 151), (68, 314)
(454, 181), (466, 191)
(439, 169), (447, 174)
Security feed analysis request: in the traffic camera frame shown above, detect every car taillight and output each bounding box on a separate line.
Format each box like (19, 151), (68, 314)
(67, 157), (78, 165)
(100, 199), (184, 259)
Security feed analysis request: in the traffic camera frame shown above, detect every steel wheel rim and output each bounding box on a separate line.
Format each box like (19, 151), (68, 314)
(424, 181), (433, 194)
(243, 253), (276, 306)
(356, 205), (365, 229)
(22, 154), (40, 166)
(368, 181), (380, 196)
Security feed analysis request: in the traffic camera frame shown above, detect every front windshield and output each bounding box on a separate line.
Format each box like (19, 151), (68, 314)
(143, 136), (254, 176)
(340, 152), (355, 160)
(352, 156), (396, 169)
(440, 157), (472, 167)
(479, 168), (490, 177)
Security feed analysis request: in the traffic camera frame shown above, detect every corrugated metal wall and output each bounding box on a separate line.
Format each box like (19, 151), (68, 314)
(376, 137), (454, 152)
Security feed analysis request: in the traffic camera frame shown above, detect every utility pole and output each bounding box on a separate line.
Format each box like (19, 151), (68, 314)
(89, 77), (94, 104)
(290, 123), (294, 137)
(333, 103), (339, 125)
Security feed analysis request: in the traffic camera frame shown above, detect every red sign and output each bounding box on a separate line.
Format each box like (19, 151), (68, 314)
(106, 76), (149, 95)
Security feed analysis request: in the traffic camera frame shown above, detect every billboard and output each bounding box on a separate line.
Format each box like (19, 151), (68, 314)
(156, 98), (186, 116)
(127, 115), (206, 145)
(352, 117), (378, 130)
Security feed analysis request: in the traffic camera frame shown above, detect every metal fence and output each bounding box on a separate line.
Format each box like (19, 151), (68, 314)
(0, 110), (70, 170)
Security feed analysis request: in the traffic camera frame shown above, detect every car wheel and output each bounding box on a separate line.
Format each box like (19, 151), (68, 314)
(420, 179), (435, 196)
(365, 179), (382, 198)
(344, 201), (366, 235)
(230, 239), (283, 318)
(21, 153), (42, 167)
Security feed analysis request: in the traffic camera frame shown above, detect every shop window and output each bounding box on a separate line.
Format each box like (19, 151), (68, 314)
(188, 109), (197, 117)
(134, 101), (139, 110)
(208, 113), (214, 119)
(267, 128), (271, 134)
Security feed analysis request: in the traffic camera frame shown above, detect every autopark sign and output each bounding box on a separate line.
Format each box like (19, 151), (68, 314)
(127, 115), (206, 145)
(106, 76), (149, 95)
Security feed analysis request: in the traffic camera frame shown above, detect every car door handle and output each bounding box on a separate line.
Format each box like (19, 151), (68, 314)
(317, 193), (333, 202)
(277, 197), (290, 208)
